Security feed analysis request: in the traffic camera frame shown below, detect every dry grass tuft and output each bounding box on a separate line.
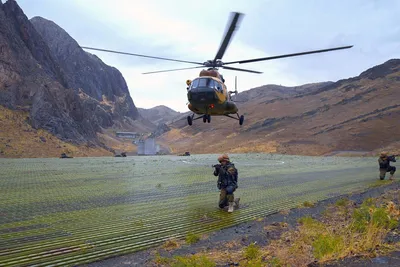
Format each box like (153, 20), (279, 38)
(162, 238), (182, 251)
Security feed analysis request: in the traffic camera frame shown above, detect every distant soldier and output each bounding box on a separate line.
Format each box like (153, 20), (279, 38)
(378, 152), (397, 180)
(213, 154), (240, 212)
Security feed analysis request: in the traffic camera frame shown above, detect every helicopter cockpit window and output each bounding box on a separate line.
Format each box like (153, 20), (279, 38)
(207, 79), (215, 88)
(197, 78), (208, 88)
(190, 78), (199, 89)
(190, 78), (222, 91)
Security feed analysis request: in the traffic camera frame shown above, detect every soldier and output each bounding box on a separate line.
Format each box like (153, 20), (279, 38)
(213, 154), (240, 212)
(378, 152), (397, 180)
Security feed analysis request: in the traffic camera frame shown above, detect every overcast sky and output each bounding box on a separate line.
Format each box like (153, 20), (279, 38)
(16, 0), (400, 112)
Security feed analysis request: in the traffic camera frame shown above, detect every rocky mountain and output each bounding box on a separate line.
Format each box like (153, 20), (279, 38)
(0, 0), (155, 157)
(158, 59), (400, 156)
(30, 16), (140, 124)
(138, 105), (183, 125)
(233, 82), (334, 103)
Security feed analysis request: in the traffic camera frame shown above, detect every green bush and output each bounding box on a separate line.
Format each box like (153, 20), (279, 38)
(185, 232), (200, 244)
(172, 255), (215, 267)
(244, 243), (260, 260)
(312, 234), (344, 259)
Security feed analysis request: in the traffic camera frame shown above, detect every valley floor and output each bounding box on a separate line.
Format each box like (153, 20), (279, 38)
(82, 181), (400, 267)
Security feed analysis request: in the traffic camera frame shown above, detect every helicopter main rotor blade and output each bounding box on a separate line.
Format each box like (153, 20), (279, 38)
(142, 66), (205, 74)
(80, 46), (204, 65)
(214, 12), (244, 62)
(222, 66), (262, 74)
(223, 45), (353, 65)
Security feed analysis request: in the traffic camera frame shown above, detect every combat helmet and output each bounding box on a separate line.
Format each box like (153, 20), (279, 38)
(218, 154), (230, 163)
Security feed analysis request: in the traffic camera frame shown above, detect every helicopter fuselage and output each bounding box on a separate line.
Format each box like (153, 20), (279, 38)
(186, 76), (238, 115)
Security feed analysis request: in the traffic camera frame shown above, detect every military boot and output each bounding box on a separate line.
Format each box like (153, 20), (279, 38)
(228, 202), (234, 213)
(234, 198), (240, 209)
(389, 174), (394, 180)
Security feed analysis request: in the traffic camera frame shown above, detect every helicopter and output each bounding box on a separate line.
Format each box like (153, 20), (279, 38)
(80, 12), (353, 126)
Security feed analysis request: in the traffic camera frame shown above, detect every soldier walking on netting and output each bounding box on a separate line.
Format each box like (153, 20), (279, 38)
(378, 152), (397, 180)
(213, 154), (240, 212)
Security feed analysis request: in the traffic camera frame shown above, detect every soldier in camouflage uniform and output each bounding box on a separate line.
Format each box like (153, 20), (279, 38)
(378, 152), (397, 180)
(213, 154), (240, 212)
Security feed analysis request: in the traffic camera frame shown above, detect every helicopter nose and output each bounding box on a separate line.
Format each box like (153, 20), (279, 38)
(188, 89), (217, 103)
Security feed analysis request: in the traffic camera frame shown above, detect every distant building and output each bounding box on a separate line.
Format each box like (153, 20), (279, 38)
(137, 138), (160, 155)
(116, 132), (140, 139)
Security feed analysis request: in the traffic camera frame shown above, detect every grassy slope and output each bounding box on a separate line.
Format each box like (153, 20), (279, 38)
(0, 105), (120, 158)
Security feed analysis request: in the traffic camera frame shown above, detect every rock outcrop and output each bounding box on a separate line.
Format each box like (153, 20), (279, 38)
(0, 0), (150, 149)
(30, 16), (139, 121)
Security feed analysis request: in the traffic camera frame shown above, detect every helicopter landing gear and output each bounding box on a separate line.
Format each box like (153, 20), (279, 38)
(203, 114), (211, 123)
(239, 114), (244, 125)
(223, 113), (244, 125)
(187, 114), (211, 125)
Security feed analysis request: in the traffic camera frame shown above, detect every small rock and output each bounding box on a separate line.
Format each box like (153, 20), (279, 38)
(307, 260), (319, 267)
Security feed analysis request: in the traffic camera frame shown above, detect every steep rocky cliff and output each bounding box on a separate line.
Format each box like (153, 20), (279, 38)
(30, 16), (140, 123)
(0, 0), (153, 155)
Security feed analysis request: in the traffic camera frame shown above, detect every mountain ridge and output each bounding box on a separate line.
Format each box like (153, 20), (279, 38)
(138, 105), (183, 125)
(157, 58), (400, 156)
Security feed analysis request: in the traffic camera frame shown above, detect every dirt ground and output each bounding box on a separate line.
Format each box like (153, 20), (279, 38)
(81, 182), (400, 267)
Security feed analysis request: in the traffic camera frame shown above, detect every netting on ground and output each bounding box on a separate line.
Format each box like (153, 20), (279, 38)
(0, 154), (378, 266)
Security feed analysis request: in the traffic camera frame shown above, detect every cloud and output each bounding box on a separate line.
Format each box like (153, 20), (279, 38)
(17, 0), (400, 112)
